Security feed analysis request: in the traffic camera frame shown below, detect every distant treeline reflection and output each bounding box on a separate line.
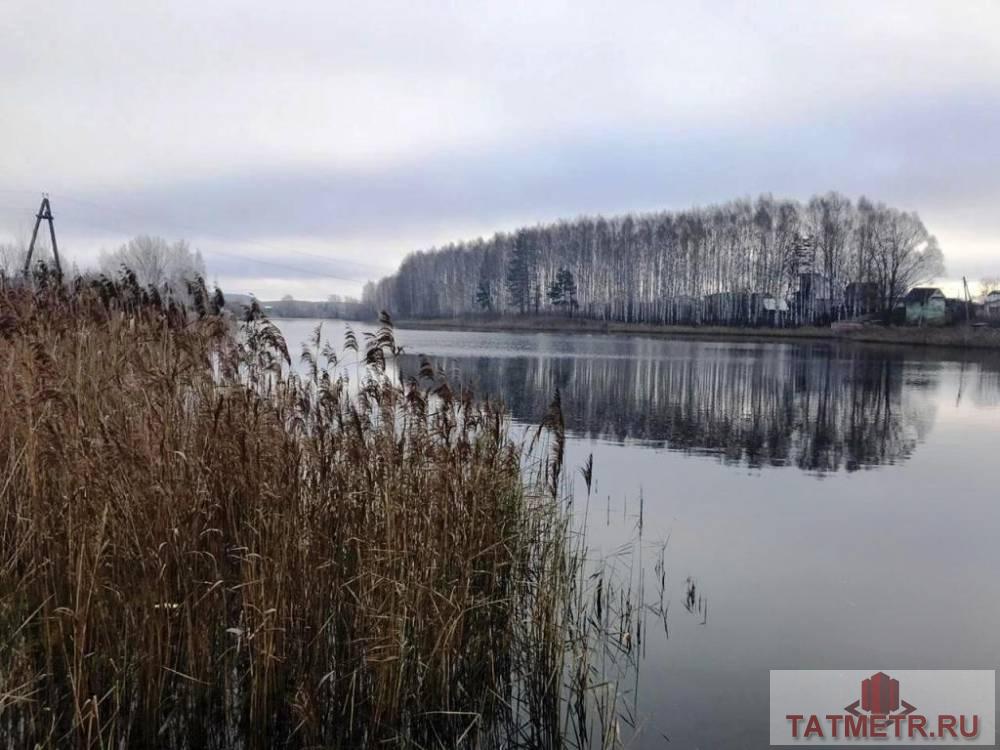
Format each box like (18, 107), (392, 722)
(400, 343), (959, 472)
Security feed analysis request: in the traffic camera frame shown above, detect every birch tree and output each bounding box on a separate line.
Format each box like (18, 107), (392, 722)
(367, 193), (945, 326)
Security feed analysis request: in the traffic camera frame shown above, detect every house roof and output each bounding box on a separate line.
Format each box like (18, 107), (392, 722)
(904, 287), (944, 304)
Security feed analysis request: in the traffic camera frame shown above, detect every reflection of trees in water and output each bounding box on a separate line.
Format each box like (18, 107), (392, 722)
(401, 345), (943, 473)
(968, 357), (1000, 407)
(942, 353), (1000, 408)
(974, 370), (1000, 407)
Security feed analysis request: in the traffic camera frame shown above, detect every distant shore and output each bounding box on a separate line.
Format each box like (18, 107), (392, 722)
(393, 315), (1000, 351)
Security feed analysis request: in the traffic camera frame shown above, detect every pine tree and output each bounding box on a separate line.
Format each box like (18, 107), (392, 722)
(547, 267), (578, 314)
(506, 231), (534, 314)
(546, 277), (563, 306)
(475, 280), (493, 311)
(559, 268), (578, 312)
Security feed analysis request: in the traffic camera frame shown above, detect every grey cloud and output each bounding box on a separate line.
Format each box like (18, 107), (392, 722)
(62, 89), (1000, 250)
(3, 1), (999, 295)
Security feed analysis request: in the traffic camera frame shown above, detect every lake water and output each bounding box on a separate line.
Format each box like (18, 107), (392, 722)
(278, 319), (1000, 748)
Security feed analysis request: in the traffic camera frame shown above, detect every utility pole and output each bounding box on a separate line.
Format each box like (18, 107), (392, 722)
(963, 276), (972, 323)
(23, 195), (62, 276)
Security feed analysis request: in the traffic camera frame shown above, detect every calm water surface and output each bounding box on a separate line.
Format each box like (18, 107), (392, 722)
(278, 319), (1000, 749)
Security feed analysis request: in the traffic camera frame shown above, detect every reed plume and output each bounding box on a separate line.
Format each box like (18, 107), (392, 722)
(0, 267), (642, 749)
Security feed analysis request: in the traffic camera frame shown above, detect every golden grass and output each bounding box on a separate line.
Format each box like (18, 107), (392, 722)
(0, 269), (638, 748)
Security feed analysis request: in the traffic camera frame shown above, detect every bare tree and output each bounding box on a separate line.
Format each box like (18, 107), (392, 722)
(99, 236), (206, 291)
(0, 242), (28, 277)
(871, 211), (944, 311)
(369, 194), (946, 326)
(979, 277), (1000, 300)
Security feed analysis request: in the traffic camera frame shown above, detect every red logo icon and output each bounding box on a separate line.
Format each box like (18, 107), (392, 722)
(845, 672), (916, 718)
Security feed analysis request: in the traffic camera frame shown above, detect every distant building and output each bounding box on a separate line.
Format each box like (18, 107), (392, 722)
(797, 272), (842, 323)
(903, 287), (946, 326)
(945, 297), (973, 324)
(759, 295), (790, 326)
(700, 291), (791, 327)
(798, 273), (834, 300)
(985, 291), (1000, 320)
(844, 282), (880, 317)
(664, 294), (703, 324)
(704, 291), (752, 325)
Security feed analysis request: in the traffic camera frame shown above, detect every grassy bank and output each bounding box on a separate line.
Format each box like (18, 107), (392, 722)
(395, 315), (1000, 350)
(0, 272), (637, 748)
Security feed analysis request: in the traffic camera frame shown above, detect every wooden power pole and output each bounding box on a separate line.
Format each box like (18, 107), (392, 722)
(963, 276), (972, 322)
(23, 195), (62, 276)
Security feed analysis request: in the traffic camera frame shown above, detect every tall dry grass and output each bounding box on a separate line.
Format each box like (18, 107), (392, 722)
(0, 268), (640, 749)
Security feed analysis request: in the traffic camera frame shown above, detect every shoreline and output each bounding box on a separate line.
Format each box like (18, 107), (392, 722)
(392, 315), (1000, 351)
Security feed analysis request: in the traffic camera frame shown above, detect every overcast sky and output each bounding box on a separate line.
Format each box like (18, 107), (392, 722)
(1, 1), (998, 299)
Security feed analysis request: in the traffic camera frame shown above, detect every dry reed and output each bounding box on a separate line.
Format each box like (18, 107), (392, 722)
(0, 267), (642, 749)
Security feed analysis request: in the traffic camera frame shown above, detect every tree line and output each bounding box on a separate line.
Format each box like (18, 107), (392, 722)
(1, 236), (368, 318)
(259, 293), (370, 319)
(0, 235), (206, 295)
(364, 193), (947, 325)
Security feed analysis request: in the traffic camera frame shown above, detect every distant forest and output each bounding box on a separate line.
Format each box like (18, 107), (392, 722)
(250, 294), (370, 321)
(364, 193), (946, 326)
